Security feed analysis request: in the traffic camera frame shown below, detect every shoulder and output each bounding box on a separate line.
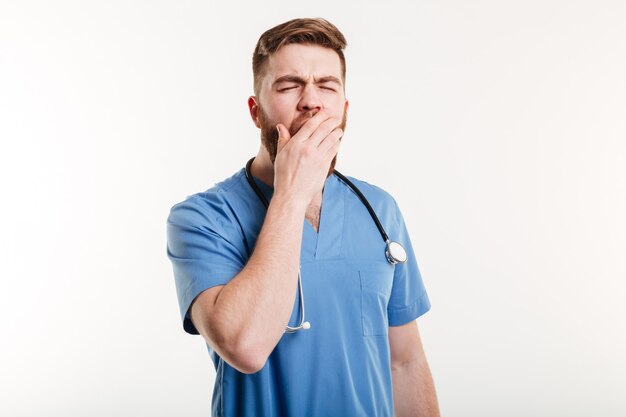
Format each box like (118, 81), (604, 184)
(337, 173), (400, 212)
(334, 172), (404, 229)
(167, 169), (250, 232)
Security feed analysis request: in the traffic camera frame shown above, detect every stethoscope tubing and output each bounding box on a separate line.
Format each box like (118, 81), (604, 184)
(243, 157), (406, 333)
(245, 157), (389, 243)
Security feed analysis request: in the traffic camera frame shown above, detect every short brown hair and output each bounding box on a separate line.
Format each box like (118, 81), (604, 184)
(252, 18), (348, 96)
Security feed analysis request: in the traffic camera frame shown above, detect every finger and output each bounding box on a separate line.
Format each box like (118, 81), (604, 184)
(317, 127), (343, 153)
(308, 116), (343, 148)
(291, 109), (332, 142)
(276, 123), (292, 154)
(324, 135), (342, 162)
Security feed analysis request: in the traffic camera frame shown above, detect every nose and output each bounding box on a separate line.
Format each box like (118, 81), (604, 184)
(297, 84), (322, 113)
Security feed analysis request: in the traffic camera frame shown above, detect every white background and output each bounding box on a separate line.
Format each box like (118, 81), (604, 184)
(1, 1), (625, 416)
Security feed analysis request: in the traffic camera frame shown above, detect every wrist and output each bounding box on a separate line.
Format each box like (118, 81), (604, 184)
(270, 191), (309, 215)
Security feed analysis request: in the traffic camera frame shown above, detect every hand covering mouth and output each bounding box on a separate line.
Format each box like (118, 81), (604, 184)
(289, 110), (318, 136)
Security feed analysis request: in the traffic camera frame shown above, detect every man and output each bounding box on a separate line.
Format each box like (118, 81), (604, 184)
(167, 18), (440, 417)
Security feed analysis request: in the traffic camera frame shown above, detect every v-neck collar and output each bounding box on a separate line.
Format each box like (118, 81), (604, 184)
(303, 174), (344, 262)
(249, 173), (345, 262)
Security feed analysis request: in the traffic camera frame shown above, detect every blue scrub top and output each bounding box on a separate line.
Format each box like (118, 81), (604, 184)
(167, 169), (431, 417)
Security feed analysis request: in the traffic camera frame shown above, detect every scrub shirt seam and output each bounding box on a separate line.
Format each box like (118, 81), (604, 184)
(168, 218), (247, 271)
(340, 182), (348, 259)
(340, 181), (345, 256)
(167, 220), (234, 236)
(387, 290), (428, 314)
(219, 359), (224, 417)
(181, 270), (240, 317)
(221, 170), (245, 192)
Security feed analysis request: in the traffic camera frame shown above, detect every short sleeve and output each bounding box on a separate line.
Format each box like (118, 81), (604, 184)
(167, 195), (245, 334)
(387, 200), (431, 326)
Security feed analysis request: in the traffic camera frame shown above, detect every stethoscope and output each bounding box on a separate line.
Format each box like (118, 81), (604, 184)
(244, 157), (407, 333)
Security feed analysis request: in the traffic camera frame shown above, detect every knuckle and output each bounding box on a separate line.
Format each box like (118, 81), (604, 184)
(301, 145), (313, 157)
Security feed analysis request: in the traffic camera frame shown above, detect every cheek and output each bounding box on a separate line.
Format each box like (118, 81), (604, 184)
(327, 106), (346, 121)
(262, 96), (294, 121)
(324, 96), (347, 114)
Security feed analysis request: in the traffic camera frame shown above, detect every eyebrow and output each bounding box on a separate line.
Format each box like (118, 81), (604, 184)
(273, 75), (342, 87)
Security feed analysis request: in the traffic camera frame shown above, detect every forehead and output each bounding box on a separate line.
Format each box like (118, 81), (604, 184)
(265, 43), (343, 82)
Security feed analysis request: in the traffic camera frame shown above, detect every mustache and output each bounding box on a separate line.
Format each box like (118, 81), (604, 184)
(288, 110), (317, 136)
(258, 106), (347, 165)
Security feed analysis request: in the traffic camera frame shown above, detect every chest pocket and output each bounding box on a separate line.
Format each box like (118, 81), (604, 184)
(359, 267), (394, 336)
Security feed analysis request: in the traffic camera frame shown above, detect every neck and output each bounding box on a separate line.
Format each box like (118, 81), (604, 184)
(249, 146), (336, 188)
(248, 146), (324, 229)
(249, 146), (275, 187)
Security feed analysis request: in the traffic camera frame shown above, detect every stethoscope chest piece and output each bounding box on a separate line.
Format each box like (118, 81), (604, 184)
(386, 241), (407, 264)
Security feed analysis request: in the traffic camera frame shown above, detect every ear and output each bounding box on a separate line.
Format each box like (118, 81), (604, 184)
(344, 99), (349, 113)
(248, 96), (261, 129)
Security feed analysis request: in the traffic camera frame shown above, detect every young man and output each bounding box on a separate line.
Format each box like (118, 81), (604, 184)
(167, 18), (440, 417)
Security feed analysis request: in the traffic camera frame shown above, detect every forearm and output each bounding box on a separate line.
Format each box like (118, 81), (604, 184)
(209, 192), (307, 366)
(188, 110), (342, 373)
(392, 358), (440, 417)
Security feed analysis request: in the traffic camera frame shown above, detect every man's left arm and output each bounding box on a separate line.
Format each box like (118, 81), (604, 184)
(389, 320), (440, 417)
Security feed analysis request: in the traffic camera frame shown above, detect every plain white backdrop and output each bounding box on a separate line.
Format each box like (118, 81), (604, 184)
(1, 1), (625, 416)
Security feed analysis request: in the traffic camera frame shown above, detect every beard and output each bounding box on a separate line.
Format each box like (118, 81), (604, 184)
(258, 106), (348, 176)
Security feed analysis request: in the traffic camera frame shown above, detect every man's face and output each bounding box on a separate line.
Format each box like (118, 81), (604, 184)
(253, 43), (349, 172)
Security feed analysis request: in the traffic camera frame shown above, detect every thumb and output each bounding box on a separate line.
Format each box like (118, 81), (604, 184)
(276, 124), (291, 153)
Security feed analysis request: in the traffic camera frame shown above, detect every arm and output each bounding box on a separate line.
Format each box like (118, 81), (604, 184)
(189, 111), (343, 374)
(389, 321), (440, 417)
(190, 193), (307, 374)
